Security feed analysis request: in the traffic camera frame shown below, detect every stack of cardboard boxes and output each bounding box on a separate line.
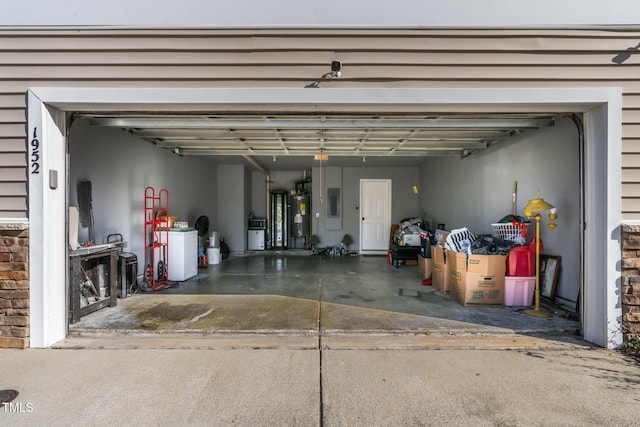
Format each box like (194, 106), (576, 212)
(429, 244), (541, 307)
(430, 244), (507, 307)
(406, 225), (535, 308)
(448, 250), (507, 306)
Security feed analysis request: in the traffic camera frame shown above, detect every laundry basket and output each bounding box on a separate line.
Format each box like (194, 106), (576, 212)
(491, 222), (528, 245)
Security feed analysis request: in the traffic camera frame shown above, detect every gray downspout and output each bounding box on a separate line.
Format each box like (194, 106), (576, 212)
(571, 114), (585, 336)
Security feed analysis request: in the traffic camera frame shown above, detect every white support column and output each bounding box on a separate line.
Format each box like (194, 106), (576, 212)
(583, 99), (623, 349)
(28, 91), (67, 348)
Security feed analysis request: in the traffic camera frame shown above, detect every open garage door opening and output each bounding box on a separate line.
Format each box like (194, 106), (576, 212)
(27, 88), (622, 348)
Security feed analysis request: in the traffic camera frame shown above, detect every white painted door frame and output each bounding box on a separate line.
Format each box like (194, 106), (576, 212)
(27, 87), (622, 348)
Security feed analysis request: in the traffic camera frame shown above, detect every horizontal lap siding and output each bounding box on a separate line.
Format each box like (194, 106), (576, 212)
(0, 28), (639, 218)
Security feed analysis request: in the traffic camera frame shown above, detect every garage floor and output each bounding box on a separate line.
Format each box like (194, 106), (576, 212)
(69, 252), (580, 343)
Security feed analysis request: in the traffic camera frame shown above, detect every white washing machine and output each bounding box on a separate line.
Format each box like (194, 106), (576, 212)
(248, 229), (265, 250)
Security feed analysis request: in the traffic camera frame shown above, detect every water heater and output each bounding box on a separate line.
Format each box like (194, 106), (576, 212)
(291, 193), (311, 243)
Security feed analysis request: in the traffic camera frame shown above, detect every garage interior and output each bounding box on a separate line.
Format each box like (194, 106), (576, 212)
(64, 105), (582, 343)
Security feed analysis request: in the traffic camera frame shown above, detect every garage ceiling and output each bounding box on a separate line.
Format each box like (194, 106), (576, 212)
(87, 113), (556, 170)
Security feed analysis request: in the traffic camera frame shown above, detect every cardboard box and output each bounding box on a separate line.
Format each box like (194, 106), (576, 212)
(389, 224), (399, 245)
(448, 252), (507, 306)
(504, 276), (535, 306)
(418, 254), (433, 279)
(431, 245), (449, 294)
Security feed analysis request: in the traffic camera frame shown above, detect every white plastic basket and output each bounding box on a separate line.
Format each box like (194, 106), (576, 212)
(491, 223), (528, 245)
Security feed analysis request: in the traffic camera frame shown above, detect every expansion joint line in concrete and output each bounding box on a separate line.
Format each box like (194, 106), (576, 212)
(318, 277), (324, 426)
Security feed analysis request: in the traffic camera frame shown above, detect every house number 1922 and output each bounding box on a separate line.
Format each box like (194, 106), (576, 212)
(30, 127), (40, 174)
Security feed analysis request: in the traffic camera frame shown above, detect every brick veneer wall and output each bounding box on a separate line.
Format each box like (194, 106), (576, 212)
(0, 223), (29, 348)
(622, 224), (640, 343)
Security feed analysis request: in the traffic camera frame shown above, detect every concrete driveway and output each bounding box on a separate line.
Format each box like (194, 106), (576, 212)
(0, 345), (639, 426)
(13, 254), (631, 425)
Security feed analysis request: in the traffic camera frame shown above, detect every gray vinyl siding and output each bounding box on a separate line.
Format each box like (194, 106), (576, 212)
(1, 28), (640, 219)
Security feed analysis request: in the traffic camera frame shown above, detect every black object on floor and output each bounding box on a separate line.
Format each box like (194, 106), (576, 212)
(0, 389), (18, 404)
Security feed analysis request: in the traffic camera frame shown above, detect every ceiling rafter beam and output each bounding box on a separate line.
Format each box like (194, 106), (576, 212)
(153, 140), (488, 150)
(177, 148), (464, 157)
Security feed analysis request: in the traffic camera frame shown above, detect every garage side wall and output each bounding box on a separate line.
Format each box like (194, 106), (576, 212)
(69, 119), (217, 267)
(420, 118), (581, 309)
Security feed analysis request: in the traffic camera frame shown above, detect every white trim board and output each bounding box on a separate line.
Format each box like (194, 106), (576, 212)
(27, 87), (622, 348)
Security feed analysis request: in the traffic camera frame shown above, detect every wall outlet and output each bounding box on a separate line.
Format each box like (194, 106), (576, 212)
(315, 212), (320, 218)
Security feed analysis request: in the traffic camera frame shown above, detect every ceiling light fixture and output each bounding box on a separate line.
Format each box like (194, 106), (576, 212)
(315, 150), (328, 204)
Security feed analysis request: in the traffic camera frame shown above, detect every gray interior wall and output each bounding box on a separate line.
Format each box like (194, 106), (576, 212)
(68, 119), (217, 270)
(216, 164), (246, 251)
(269, 171), (307, 193)
(324, 166), (343, 230)
(251, 170), (267, 219)
(244, 166), (252, 250)
(312, 165), (420, 249)
(419, 117), (580, 307)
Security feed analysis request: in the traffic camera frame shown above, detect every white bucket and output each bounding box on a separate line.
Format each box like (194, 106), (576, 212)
(208, 231), (220, 247)
(207, 247), (221, 265)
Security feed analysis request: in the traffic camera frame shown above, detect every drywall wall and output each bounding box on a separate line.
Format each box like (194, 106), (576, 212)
(69, 119), (217, 269)
(216, 164), (247, 251)
(244, 166), (252, 250)
(269, 171), (308, 193)
(312, 165), (420, 249)
(251, 170), (268, 219)
(419, 117), (580, 307)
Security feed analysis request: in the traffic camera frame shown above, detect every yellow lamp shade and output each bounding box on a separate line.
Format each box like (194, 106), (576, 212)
(523, 192), (555, 218)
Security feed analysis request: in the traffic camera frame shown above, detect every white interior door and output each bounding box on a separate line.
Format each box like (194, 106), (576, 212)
(359, 179), (392, 254)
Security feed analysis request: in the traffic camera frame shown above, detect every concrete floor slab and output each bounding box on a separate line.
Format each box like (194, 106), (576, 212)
(73, 294), (320, 333)
(70, 253), (580, 348)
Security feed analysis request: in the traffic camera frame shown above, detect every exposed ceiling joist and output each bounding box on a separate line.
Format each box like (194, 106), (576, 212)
(178, 148), (466, 157)
(86, 113), (556, 168)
